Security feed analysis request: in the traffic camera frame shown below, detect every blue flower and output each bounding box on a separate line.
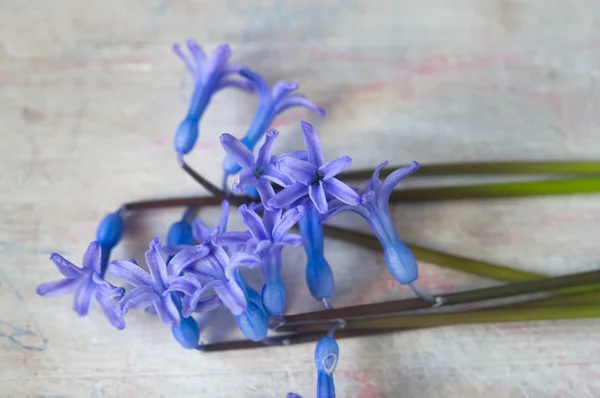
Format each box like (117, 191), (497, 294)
(109, 237), (206, 327)
(36, 241), (125, 329)
(216, 202), (304, 315)
(222, 69), (325, 179)
(96, 209), (125, 276)
(298, 200), (335, 303)
(324, 161), (421, 285)
(268, 122), (360, 214)
(173, 40), (254, 156)
(220, 129), (293, 201)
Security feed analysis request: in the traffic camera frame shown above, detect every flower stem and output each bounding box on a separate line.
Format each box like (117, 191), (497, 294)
(340, 161), (600, 181)
(322, 225), (600, 294)
(277, 268), (600, 328)
(388, 177), (600, 203)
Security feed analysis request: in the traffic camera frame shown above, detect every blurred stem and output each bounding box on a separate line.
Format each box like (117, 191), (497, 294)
(387, 177), (600, 203)
(288, 305), (600, 333)
(322, 225), (600, 294)
(340, 161), (600, 181)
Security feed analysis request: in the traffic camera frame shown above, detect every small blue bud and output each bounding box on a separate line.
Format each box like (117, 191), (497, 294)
(306, 256), (334, 300)
(174, 116), (199, 155)
(261, 279), (286, 316)
(244, 185), (260, 198)
(383, 239), (419, 285)
(235, 301), (268, 341)
(317, 372), (335, 398)
(96, 212), (124, 250)
(167, 220), (194, 247)
(172, 316), (200, 349)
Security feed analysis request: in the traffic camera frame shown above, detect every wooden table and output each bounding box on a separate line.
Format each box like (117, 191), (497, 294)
(1, 1), (600, 397)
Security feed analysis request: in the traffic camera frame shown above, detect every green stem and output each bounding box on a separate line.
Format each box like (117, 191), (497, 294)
(323, 225), (600, 294)
(388, 177), (600, 202)
(339, 161), (600, 181)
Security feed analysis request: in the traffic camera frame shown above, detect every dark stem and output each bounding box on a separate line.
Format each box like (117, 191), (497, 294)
(277, 268), (600, 330)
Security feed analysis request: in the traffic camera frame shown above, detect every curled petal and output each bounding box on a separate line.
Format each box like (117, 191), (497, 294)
(255, 129), (279, 169)
(368, 161), (389, 191)
(161, 244), (190, 256)
(145, 238), (169, 288)
(238, 205), (269, 240)
(72, 276), (96, 317)
(154, 295), (181, 328)
(379, 161), (419, 208)
(168, 244), (210, 276)
(214, 280), (247, 316)
(271, 81), (298, 101)
(277, 157), (317, 185)
(49, 253), (82, 278)
(272, 205), (305, 242)
(82, 241), (102, 274)
(164, 274), (204, 296)
(274, 94), (325, 117)
(218, 200), (230, 234)
(239, 68), (270, 100)
(321, 201), (371, 223)
(214, 231), (253, 246)
(232, 169), (258, 193)
(220, 133), (255, 169)
(262, 165), (293, 187)
(278, 233), (304, 247)
(96, 294), (125, 330)
(225, 252), (261, 281)
(300, 121), (325, 167)
(268, 182), (308, 210)
(36, 278), (79, 297)
(109, 260), (153, 287)
(309, 181), (328, 214)
(192, 218), (211, 243)
(320, 156), (353, 180)
(271, 150), (308, 163)
(322, 178), (361, 205)
(120, 286), (158, 314)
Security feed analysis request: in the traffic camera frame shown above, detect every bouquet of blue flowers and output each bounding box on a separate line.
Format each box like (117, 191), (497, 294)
(37, 40), (600, 398)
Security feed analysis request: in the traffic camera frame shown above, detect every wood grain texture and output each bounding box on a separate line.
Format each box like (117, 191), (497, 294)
(1, 0), (600, 397)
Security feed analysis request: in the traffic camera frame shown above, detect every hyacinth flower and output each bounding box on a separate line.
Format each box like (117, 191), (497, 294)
(96, 209), (125, 276)
(222, 69), (325, 183)
(173, 40), (254, 157)
(298, 200), (335, 307)
(268, 121), (360, 214)
(109, 237), (208, 348)
(36, 241), (125, 329)
(323, 161), (442, 304)
(216, 202), (304, 315)
(314, 334), (340, 398)
(220, 129), (293, 202)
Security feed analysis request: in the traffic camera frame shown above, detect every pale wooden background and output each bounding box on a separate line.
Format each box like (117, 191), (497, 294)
(1, 1), (600, 397)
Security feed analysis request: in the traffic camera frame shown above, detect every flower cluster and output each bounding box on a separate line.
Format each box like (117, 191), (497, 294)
(37, 41), (424, 398)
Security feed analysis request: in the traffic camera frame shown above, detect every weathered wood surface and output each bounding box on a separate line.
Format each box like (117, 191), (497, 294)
(1, 1), (600, 397)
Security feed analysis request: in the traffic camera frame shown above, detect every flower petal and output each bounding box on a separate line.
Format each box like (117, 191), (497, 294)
(186, 39), (205, 63)
(322, 178), (361, 205)
(320, 156), (353, 180)
(214, 231), (253, 246)
(82, 241), (102, 274)
(277, 157), (317, 185)
(172, 43), (197, 77)
(272, 205), (305, 242)
(168, 244), (210, 276)
(192, 218), (211, 243)
(218, 200), (230, 234)
(109, 260), (153, 287)
(321, 200), (370, 223)
(154, 295), (181, 328)
(72, 275), (96, 317)
(225, 252), (261, 281)
(368, 161), (389, 191)
(219, 133), (255, 169)
(120, 286), (159, 314)
(239, 68), (270, 99)
(262, 165), (293, 187)
(164, 274), (203, 296)
(189, 255), (226, 280)
(274, 94), (325, 117)
(232, 169), (258, 193)
(214, 280), (247, 316)
(162, 244), (191, 256)
(300, 121), (325, 167)
(96, 294), (125, 330)
(309, 181), (328, 214)
(238, 205), (269, 240)
(271, 150), (308, 163)
(267, 182), (308, 210)
(379, 161), (419, 208)
(49, 253), (82, 278)
(145, 238), (169, 287)
(255, 179), (277, 207)
(271, 81), (298, 101)
(278, 233), (304, 247)
(189, 295), (222, 315)
(36, 278), (79, 297)
(255, 129), (279, 169)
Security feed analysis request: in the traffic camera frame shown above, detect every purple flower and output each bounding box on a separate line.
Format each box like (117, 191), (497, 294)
(268, 122), (360, 214)
(109, 237), (208, 327)
(36, 241), (125, 329)
(216, 203), (304, 315)
(222, 69), (325, 178)
(220, 129), (292, 201)
(324, 161), (421, 285)
(173, 40), (254, 156)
